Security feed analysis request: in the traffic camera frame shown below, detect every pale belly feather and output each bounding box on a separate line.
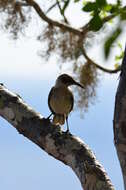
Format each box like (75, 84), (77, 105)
(49, 86), (73, 115)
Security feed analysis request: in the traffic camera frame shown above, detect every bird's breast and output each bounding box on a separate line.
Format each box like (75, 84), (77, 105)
(49, 86), (74, 115)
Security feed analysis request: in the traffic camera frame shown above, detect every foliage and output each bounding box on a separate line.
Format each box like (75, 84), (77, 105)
(0, 0), (31, 38)
(77, 61), (98, 113)
(0, 0), (125, 114)
(104, 27), (122, 58)
(38, 25), (82, 62)
(38, 24), (98, 112)
(82, 0), (126, 57)
(114, 42), (124, 67)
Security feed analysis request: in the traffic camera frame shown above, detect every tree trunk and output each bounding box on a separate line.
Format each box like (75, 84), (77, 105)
(114, 45), (126, 189)
(0, 84), (114, 190)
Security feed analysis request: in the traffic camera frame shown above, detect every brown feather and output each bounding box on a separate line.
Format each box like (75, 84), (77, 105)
(48, 86), (74, 115)
(53, 114), (65, 125)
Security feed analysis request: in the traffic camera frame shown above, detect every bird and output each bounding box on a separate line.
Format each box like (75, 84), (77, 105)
(48, 74), (84, 132)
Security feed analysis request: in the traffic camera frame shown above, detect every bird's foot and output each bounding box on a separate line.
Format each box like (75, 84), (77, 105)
(43, 117), (52, 125)
(65, 129), (71, 134)
(46, 113), (53, 120)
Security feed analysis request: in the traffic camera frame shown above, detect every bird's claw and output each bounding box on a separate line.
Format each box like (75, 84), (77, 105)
(65, 129), (71, 134)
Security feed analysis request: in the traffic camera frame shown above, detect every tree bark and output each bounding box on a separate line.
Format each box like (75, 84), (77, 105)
(114, 45), (126, 189)
(0, 84), (114, 190)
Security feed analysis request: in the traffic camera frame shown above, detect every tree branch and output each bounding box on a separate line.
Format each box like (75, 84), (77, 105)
(24, 0), (126, 40)
(56, 0), (69, 23)
(113, 45), (126, 189)
(24, 0), (84, 36)
(81, 47), (121, 74)
(23, 0), (121, 75)
(46, 2), (58, 14)
(0, 84), (114, 190)
(24, 0), (118, 37)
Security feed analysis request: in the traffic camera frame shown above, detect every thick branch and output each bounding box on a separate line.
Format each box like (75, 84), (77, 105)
(114, 45), (126, 189)
(81, 47), (121, 74)
(24, 0), (126, 38)
(0, 84), (114, 190)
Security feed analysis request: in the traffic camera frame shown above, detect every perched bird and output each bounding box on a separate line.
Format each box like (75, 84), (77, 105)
(48, 74), (84, 132)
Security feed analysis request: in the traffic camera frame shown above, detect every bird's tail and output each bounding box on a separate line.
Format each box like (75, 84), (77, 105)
(53, 114), (65, 125)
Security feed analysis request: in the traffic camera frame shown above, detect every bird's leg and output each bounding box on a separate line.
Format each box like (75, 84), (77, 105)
(46, 113), (53, 120)
(43, 113), (53, 125)
(66, 116), (70, 133)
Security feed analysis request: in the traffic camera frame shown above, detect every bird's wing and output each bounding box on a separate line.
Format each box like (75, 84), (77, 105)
(48, 87), (56, 114)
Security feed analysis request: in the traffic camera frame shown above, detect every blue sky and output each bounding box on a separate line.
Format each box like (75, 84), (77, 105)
(0, 34), (124, 190)
(0, 1), (125, 189)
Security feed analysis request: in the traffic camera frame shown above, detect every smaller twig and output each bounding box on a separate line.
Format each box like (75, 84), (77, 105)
(24, 0), (126, 39)
(102, 13), (116, 23)
(46, 2), (58, 14)
(81, 47), (121, 74)
(25, 0), (83, 36)
(56, 0), (69, 23)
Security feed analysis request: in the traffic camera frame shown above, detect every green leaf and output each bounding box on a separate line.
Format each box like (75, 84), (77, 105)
(89, 14), (103, 31)
(82, 2), (97, 12)
(74, 0), (80, 2)
(117, 42), (123, 50)
(96, 0), (107, 8)
(114, 63), (121, 69)
(110, 5), (119, 13)
(104, 27), (122, 58)
(120, 10), (126, 20)
(115, 54), (123, 61)
(103, 4), (113, 12)
(117, 0), (122, 6)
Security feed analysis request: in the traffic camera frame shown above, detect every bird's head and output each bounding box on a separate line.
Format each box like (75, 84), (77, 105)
(56, 74), (84, 88)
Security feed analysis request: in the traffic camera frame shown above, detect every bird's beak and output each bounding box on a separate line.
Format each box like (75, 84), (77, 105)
(74, 81), (84, 89)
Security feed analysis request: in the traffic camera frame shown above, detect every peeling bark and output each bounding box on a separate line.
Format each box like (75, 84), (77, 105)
(114, 46), (126, 189)
(0, 84), (114, 190)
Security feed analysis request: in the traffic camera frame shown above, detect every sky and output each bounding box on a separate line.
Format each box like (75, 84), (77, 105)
(0, 1), (125, 190)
